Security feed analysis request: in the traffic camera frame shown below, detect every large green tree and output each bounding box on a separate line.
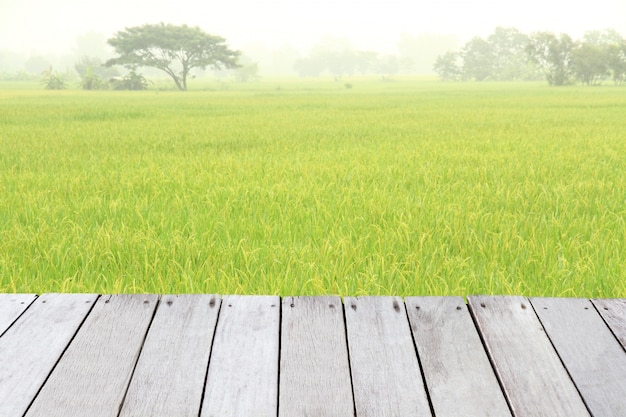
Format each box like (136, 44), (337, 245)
(106, 23), (239, 90)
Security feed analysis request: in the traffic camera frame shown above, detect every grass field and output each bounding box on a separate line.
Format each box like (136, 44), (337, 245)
(1, 79), (625, 296)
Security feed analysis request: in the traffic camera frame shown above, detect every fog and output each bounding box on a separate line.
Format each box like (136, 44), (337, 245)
(1, 0), (625, 75)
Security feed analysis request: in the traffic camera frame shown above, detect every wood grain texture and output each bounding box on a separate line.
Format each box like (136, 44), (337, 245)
(119, 294), (221, 417)
(202, 295), (280, 417)
(0, 293), (37, 335)
(279, 296), (353, 417)
(344, 296), (430, 417)
(468, 295), (590, 417)
(0, 293), (98, 417)
(406, 296), (512, 417)
(592, 298), (626, 349)
(531, 297), (626, 416)
(25, 294), (159, 417)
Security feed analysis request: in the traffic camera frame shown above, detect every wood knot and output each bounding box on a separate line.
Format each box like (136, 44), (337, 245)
(392, 301), (400, 312)
(351, 304), (357, 311)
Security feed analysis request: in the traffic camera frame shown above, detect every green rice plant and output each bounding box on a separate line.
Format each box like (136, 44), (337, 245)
(0, 80), (625, 297)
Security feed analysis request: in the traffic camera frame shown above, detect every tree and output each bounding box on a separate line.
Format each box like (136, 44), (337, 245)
(462, 37), (494, 81)
(526, 32), (576, 86)
(106, 23), (240, 91)
(233, 56), (259, 82)
(607, 42), (626, 84)
(571, 43), (609, 85)
(487, 27), (537, 80)
(75, 56), (118, 80)
(582, 29), (626, 85)
(433, 51), (462, 81)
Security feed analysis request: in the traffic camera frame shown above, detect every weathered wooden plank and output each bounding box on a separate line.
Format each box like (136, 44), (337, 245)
(119, 294), (221, 417)
(531, 297), (626, 416)
(344, 296), (430, 417)
(0, 293), (98, 417)
(468, 295), (590, 417)
(592, 298), (626, 349)
(406, 296), (512, 417)
(201, 295), (280, 417)
(25, 294), (159, 417)
(279, 296), (353, 417)
(0, 293), (37, 335)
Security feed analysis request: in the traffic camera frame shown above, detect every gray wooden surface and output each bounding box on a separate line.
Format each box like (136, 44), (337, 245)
(279, 296), (354, 417)
(468, 295), (590, 417)
(406, 296), (512, 417)
(592, 298), (626, 349)
(345, 296), (431, 417)
(0, 294), (625, 417)
(531, 297), (626, 416)
(119, 294), (221, 417)
(0, 293), (97, 417)
(0, 293), (37, 335)
(202, 295), (280, 417)
(25, 294), (159, 417)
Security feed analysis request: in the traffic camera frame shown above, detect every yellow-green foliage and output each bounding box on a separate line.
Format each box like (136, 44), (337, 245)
(1, 80), (625, 296)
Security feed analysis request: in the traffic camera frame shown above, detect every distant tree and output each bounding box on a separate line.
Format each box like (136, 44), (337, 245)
(582, 29), (624, 47)
(325, 49), (358, 77)
(354, 51), (378, 75)
(375, 55), (400, 76)
(607, 42), (626, 84)
(433, 51), (462, 81)
(526, 32), (576, 86)
(75, 56), (119, 80)
(106, 23), (239, 90)
(293, 57), (325, 77)
(233, 56), (259, 82)
(571, 43), (609, 85)
(462, 37), (494, 81)
(582, 29), (626, 85)
(487, 27), (538, 80)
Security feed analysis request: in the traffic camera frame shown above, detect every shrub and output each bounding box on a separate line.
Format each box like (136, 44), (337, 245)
(111, 70), (149, 90)
(41, 67), (66, 90)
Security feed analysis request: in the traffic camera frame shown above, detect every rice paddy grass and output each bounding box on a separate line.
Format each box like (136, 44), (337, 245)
(1, 79), (625, 296)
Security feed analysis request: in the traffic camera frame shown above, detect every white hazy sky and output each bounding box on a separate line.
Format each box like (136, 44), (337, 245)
(1, 0), (625, 55)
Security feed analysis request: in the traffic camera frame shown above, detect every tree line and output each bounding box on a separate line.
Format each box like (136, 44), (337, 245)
(434, 27), (626, 85)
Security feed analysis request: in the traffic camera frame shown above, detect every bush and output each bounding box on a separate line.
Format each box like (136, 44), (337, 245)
(79, 67), (107, 90)
(41, 67), (66, 90)
(111, 70), (149, 90)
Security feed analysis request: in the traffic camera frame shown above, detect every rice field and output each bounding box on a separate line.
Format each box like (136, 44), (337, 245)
(1, 79), (625, 296)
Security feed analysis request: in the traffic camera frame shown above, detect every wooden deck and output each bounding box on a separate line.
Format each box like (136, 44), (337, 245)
(0, 294), (625, 417)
